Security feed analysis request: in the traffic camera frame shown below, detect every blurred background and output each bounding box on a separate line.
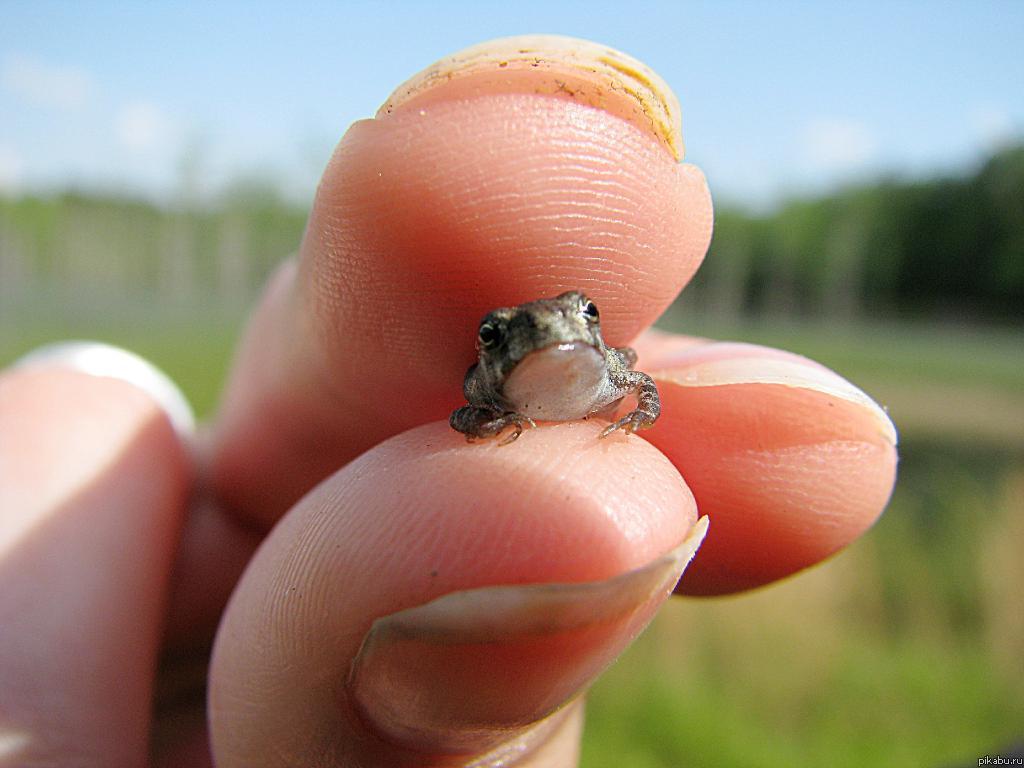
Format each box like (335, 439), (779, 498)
(2, 2), (1022, 765)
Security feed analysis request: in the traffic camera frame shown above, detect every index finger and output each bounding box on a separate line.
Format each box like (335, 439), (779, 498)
(209, 35), (713, 525)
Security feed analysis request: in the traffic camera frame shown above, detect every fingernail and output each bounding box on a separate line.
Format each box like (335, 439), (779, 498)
(379, 34), (684, 161)
(12, 341), (195, 438)
(658, 349), (898, 445)
(348, 516), (708, 754)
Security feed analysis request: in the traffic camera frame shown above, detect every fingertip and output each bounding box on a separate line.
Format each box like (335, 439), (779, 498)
(293, 90), (713, 448)
(633, 341), (898, 594)
(210, 421), (698, 765)
(0, 365), (189, 520)
(12, 340), (195, 440)
(380, 34), (686, 161)
(348, 519), (707, 754)
(211, 37), (716, 527)
(0, 366), (189, 765)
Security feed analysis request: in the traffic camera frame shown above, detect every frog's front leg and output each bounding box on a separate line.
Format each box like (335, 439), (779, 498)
(599, 370), (660, 437)
(616, 346), (638, 369)
(449, 405), (537, 445)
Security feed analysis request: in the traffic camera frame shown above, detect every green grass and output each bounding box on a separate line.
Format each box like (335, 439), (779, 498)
(0, 317), (240, 419)
(659, 309), (1024, 396)
(582, 631), (1015, 768)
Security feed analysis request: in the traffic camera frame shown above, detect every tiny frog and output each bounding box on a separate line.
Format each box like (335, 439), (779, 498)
(450, 290), (661, 444)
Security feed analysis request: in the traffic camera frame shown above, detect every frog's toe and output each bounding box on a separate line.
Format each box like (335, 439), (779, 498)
(600, 410), (655, 438)
(498, 427), (521, 446)
(599, 416), (625, 438)
(477, 415), (536, 444)
(496, 414), (536, 445)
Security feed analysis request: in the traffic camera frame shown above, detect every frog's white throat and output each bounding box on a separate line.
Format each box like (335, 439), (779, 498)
(501, 342), (614, 421)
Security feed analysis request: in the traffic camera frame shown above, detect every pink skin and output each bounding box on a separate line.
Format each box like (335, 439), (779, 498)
(0, 51), (895, 768)
(0, 371), (189, 767)
(635, 338), (897, 595)
(211, 93), (713, 526)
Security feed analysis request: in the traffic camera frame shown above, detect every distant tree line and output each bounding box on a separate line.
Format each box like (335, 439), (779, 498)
(689, 143), (1024, 324)
(1, 144), (1021, 325)
(0, 181), (308, 322)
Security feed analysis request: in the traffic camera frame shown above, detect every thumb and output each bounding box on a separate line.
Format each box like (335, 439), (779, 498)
(209, 422), (705, 766)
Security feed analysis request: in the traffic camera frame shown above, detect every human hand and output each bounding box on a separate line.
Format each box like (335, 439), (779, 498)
(0, 35), (897, 767)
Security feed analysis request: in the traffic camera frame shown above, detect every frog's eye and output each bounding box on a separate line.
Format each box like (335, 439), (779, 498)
(478, 322), (503, 349)
(582, 299), (600, 322)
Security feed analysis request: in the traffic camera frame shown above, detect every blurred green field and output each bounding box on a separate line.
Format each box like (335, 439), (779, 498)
(3, 314), (1022, 767)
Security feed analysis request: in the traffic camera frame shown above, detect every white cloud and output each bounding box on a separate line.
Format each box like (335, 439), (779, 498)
(1, 54), (96, 111)
(114, 101), (176, 152)
(800, 118), (877, 175)
(0, 145), (23, 192)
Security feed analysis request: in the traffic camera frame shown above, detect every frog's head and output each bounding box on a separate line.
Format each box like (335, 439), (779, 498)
(476, 290), (607, 378)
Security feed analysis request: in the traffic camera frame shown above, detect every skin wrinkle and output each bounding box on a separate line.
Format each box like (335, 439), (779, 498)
(454, 213), (640, 244)
(468, 181), (602, 227)
(312, 109), (704, 360)
(486, 161), (645, 192)
(536, 209), (644, 232)
(539, 138), (639, 163)
(441, 229), (642, 262)
(445, 191), (649, 241)
(450, 211), (638, 241)
(466, 172), (662, 222)
(455, 194), (647, 229)
(517, 244), (649, 263)
(474, 213), (649, 243)
(273, 518), (344, 657)
(348, 100), (673, 205)
(471, 151), (648, 183)
(490, 252), (635, 276)
(538, 164), (636, 189)
(544, 159), (675, 198)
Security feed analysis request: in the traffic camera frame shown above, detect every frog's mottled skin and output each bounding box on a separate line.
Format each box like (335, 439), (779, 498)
(450, 290), (660, 444)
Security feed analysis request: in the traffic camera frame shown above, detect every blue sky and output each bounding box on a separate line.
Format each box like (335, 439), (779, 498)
(2, 1), (1022, 208)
